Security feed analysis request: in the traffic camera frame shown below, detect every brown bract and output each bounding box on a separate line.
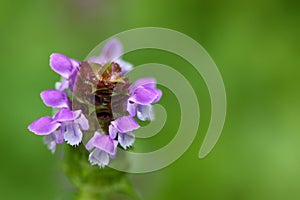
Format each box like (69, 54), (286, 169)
(73, 61), (130, 134)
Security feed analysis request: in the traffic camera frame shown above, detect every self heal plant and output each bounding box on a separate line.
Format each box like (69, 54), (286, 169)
(28, 38), (162, 199)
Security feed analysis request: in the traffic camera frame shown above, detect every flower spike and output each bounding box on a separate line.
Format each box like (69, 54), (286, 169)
(28, 38), (162, 167)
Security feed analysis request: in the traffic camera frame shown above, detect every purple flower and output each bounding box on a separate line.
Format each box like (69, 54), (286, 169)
(88, 38), (133, 74)
(29, 38), (164, 169)
(28, 108), (89, 152)
(40, 90), (71, 108)
(85, 132), (118, 168)
(109, 116), (140, 149)
(28, 117), (61, 136)
(127, 78), (162, 121)
(50, 53), (80, 91)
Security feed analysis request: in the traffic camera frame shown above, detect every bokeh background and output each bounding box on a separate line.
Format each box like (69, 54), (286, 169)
(1, 0), (300, 199)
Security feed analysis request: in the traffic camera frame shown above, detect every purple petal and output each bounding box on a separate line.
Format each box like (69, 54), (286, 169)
(137, 104), (154, 121)
(92, 133), (118, 156)
(43, 133), (57, 154)
(127, 101), (137, 117)
(40, 90), (70, 108)
(54, 130), (64, 144)
(111, 116), (140, 133)
(75, 113), (89, 130)
(118, 132), (135, 149)
(100, 38), (123, 63)
(85, 131), (100, 151)
(88, 148), (110, 168)
(129, 88), (161, 105)
(109, 125), (118, 139)
(50, 53), (74, 78)
(63, 123), (83, 146)
(53, 108), (81, 122)
(129, 78), (156, 94)
(152, 89), (162, 103)
(28, 116), (61, 135)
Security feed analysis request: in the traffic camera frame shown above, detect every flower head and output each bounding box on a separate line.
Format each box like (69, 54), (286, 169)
(28, 38), (162, 168)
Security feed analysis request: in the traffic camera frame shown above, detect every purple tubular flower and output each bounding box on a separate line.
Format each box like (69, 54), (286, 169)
(99, 38), (123, 64)
(28, 108), (89, 152)
(40, 90), (71, 108)
(111, 116), (140, 133)
(127, 78), (162, 121)
(110, 116), (140, 149)
(54, 109), (89, 146)
(50, 53), (74, 78)
(28, 117), (61, 135)
(88, 38), (133, 74)
(50, 53), (80, 91)
(86, 132), (118, 168)
(128, 78), (157, 94)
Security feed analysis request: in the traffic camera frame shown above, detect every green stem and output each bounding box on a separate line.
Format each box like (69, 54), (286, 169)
(62, 144), (141, 200)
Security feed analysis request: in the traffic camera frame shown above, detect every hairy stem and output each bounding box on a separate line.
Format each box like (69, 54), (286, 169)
(62, 144), (141, 200)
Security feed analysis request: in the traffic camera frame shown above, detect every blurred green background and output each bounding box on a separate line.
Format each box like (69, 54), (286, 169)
(1, 0), (300, 199)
